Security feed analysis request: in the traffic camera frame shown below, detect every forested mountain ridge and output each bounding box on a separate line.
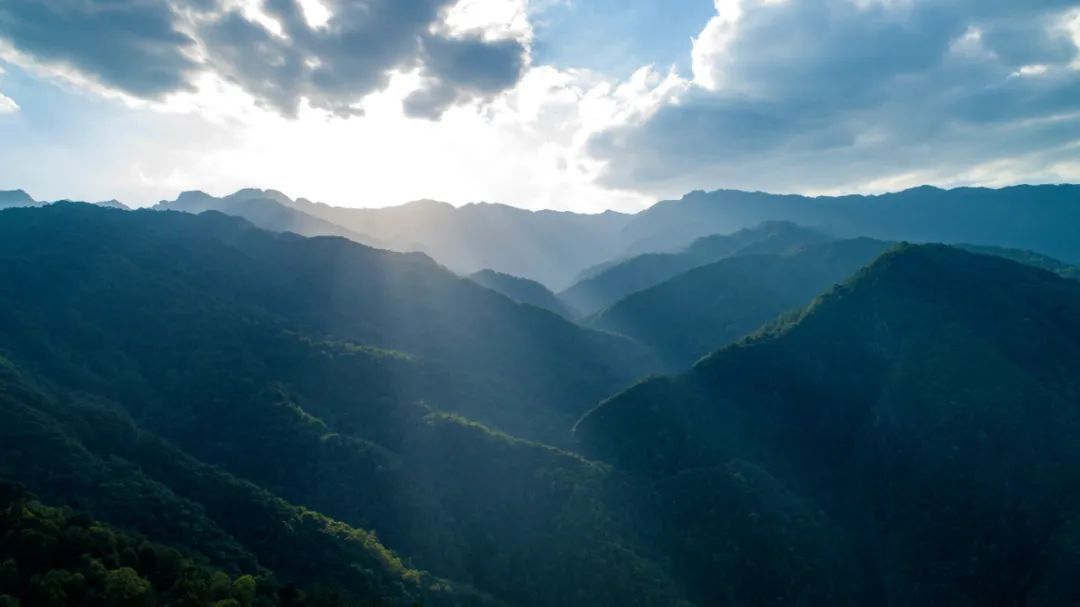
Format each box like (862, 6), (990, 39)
(0, 202), (689, 606)
(589, 238), (893, 368)
(957, 243), (1080, 280)
(561, 221), (832, 316)
(0, 353), (500, 607)
(0, 202), (657, 445)
(4, 201), (1080, 606)
(0, 482), (377, 607)
(576, 244), (1080, 605)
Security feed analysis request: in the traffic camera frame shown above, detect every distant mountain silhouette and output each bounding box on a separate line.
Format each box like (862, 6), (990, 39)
(0, 189), (42, 209)
(617, 184), (1080, 263)
(155, 189), (382, 246)
(93, 198), (130, 209)
(141, 184), (1080, 289)
(285, 196), (632, 289)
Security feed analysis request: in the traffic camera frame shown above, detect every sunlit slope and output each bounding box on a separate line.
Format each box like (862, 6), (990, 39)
(0, 357), (499, 606)
(0, 481), (431, 607)
(576, 244), (1080, 605)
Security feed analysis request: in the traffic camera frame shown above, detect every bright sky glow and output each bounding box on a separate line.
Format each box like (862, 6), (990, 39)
(0, 0), (1077, 210)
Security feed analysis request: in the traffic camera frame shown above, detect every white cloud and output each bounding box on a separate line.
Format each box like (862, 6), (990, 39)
(0, 91), (16, 113)
(438, 0), (532, 43)
(587, 0), (1080, 198)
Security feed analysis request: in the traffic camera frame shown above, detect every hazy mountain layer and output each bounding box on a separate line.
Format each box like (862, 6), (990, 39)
(155, 190), (382, 247)
(618, 184), (1080, 262)
(589, 238), (892, 368)
(562, 221), (831, 316)
(469, 269), (575, 317)
(9, 185), (1080, 291)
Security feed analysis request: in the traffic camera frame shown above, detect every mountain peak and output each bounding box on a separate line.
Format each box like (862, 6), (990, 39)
(225, 188), (294, 206)
(401, 199), (455, 211)
(0, 189), (37, 208)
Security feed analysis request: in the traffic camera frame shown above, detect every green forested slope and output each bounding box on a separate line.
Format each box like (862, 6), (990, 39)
(589, 238), (891, 368)
(0, 203), (657, 445)
(6, 203), (1080, 606)
(576, 245), (1080, 605)
(0, 204), (687, 606)
(561, 222), (831, 316)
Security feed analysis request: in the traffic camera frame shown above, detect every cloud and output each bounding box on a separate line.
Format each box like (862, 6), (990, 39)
(0, 91), (16, 113)
(0, 1), (198, 97)
(587, 0), (1080, 195)
(404, 35), (527, 118)
(0, 0), (529, 118)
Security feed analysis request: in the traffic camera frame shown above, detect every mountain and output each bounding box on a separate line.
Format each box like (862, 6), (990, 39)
(0, 189), (40, 209)
(617, 184), (1080, 263)
(94, 198), (130, 210)
(590, 238), (892, 368)
(576, 245), (1080, 605)
(146, 184), (1080, 288)
(562, 221), (831, 316)
(468, 269), (574, 317)
(155, 190), (632, 288)
(2, 203), (657, 444)
(155, 190), (381, 247)
(0, 480), (481, 607)
(286, 197), (633, 289)
(958, 243), (1080, 281)
(0, 350), (499, 607)
(6, 202), (1080, 605)
(0, 203), (691, 606)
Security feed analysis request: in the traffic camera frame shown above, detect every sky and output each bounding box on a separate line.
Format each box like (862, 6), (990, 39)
(0, 0), (1078, 212)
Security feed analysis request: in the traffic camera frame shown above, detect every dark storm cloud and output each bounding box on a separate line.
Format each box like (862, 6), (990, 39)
(588, 0), (1080, 193)
(0, 0), (528, 117)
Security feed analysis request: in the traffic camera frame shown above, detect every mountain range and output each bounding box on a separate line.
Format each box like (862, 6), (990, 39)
(576, 244), (1080, 606)
(7, 183), (1079, 290)
(1, 186), (1080, 606)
